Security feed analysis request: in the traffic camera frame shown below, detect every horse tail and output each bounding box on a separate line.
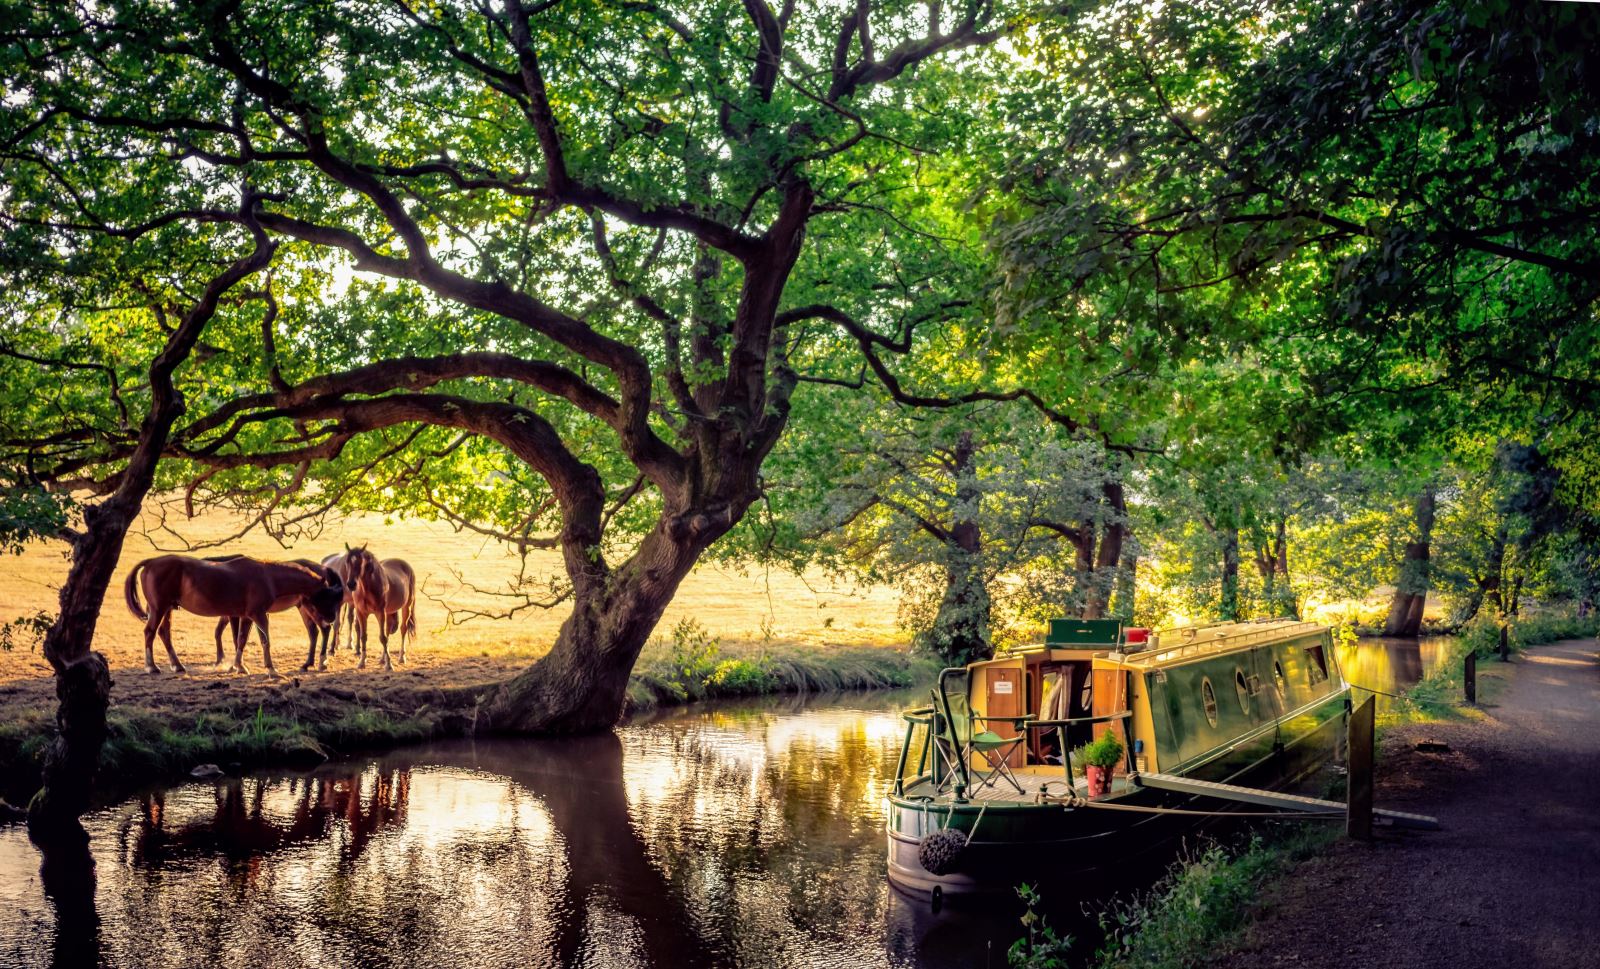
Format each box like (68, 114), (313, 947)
(404, 595), (417, 641)
(124, 560), (149, 621)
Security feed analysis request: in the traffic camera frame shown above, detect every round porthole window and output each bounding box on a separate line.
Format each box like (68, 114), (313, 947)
(1274, 662), (1287, 696)
(1235, 669), (1251, 714)
(1200, 677), (1218, 727)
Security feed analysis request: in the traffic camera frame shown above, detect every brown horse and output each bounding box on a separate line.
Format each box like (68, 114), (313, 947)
(319, 550), (358, 656)
(344, 544), (417, 670)
(124, 555), (343, 674)
(210, 557), (348, 672)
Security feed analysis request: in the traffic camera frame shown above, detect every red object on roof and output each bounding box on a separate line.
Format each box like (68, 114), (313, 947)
(1124, 627), (1151, 645)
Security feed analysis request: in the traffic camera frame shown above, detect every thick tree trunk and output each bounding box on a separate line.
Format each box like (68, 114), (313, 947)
(925, 551), (991, 666)
(28, 224), (272, 852)
(1082, 480), (1126, 620)
(1219, 526), (1241, 622)
(1110, 534), (1138, 622)
(26, 525), (122, 846)
(484, 521), (712, 733)
(1382, 485), (1436, 637)
(921, 431), (990, 665)
(1270, 517), (1297, 619)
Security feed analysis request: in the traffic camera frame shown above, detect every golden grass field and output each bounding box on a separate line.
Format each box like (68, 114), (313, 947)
(0, 499), (905, 684)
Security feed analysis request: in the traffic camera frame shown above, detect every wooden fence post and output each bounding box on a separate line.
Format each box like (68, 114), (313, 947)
(1464, 652), (1477, 705)
(1347, 694), (1375, 841)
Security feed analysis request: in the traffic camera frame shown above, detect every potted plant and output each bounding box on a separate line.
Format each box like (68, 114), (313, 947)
(1074, 732), (1125, 798)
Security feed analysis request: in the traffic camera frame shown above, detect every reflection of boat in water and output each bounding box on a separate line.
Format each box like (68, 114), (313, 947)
(886, 618), (1351, 898)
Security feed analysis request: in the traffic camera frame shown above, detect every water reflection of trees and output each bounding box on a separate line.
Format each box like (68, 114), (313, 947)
(17, 693), (998, 968)
(1337, 636), (1447, 712)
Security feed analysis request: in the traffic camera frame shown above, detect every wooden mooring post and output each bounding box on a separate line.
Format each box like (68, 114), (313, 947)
(1464, 652), (1477, 705)
(1347, 694), (1375, 841)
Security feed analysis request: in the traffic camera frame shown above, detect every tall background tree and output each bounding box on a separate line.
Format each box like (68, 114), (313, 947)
(1, 0), (1097, 840)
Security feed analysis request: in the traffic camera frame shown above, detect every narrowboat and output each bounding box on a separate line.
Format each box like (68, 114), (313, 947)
(885, 618), (1351, 898)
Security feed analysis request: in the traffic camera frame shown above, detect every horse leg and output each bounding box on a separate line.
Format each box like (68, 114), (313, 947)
(213, 618), (229, 666)
(255, 614), (279, 676)
(228, 615), (251, 674)
(300, 612), (318, 672)
(143, 610), (164, 675)
(355, 611), (369, 670)
(338, 602), (354, 655)
(318, 624), (331, 672)
(399, 599), (413, 664)
(377, 612), (393, 671)
(159, 612), (185, 674)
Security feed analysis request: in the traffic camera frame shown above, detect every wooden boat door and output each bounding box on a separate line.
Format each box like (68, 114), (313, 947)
(985, 667), (1025, 767)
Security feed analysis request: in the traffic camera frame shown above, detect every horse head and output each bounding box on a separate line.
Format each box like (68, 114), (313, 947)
(308, 567), (345, 624)
(347, 545), (385, 601)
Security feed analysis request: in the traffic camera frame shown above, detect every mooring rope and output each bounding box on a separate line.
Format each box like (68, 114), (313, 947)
(1347, 682), (1415, 703)
(962, 802), (988, 845)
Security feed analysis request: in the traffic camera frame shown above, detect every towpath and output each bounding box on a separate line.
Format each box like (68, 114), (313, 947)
(1222, 639), (1600, 969)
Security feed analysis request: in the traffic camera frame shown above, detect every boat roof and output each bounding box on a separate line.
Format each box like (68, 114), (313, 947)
(1112, 619), (1326, 667)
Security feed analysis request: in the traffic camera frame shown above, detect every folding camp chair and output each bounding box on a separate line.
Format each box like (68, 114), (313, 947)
(931, 674), (1029, 796)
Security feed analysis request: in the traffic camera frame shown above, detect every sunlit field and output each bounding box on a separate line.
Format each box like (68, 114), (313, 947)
(0, 499), (903, 684)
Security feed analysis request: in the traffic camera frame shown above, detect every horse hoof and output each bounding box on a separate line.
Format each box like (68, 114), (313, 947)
(317, 663), (328, 672)
(172, 664), (186, 675)
(145, 665), (160, 676)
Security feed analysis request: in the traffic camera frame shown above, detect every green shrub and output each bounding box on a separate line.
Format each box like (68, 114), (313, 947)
(705, 657), (778, 695)
(1092, 830), (1335, 969)
(667, 618), (721, 693)
(1008, 883), (1074, 969)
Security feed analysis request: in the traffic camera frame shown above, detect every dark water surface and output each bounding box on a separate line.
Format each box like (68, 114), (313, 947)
(0, 638), (1443, 969)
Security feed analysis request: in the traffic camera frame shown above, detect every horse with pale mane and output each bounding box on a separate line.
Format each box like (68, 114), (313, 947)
(343, 543), (417, 671)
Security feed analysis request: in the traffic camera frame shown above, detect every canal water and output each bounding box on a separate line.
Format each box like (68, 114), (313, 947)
(0, 638), (1444, 969)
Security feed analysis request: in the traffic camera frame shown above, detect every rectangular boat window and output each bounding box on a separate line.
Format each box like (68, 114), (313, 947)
(1305, 645), (1329, 685)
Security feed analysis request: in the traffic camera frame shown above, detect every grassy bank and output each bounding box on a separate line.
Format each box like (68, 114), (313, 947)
(624, 618), (936, 712)
(1405, 612), (1600, 717)
(0, 627), (932, 812)
(0, 684), (468, 810)
(1080, 828), (1340, 969)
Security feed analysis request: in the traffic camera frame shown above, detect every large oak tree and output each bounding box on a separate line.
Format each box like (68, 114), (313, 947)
(2, 0), (1087, 762)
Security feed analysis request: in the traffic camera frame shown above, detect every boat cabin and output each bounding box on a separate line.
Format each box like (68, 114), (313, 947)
(897, 617), (1345, 802)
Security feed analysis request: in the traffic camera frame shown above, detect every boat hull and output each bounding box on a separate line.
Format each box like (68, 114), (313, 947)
(885, 690), (1348, 899)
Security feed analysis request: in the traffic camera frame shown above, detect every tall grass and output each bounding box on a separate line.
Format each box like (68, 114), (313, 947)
(1090, 829), (1339, 969)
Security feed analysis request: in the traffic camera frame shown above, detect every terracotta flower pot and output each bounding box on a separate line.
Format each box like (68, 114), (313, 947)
(1085, 764), (1113, 798)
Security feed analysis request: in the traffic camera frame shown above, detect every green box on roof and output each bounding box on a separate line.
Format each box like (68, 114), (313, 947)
(1046, 618), (1123, 646)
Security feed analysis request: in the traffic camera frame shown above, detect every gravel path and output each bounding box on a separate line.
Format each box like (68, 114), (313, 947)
(1222, 639), (1600, 969)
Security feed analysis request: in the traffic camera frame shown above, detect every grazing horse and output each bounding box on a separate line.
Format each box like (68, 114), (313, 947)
(344, 544), (417, 670)
(318, 550), (358, 656)
(210, 558), (348, 672)
(123, 555), (343, 674)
